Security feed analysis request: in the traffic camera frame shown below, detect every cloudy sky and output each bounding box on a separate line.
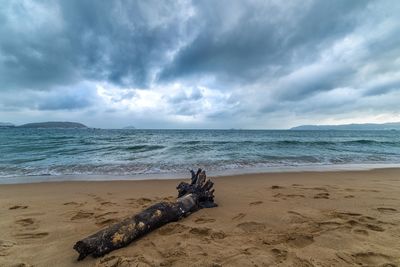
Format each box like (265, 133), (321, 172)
(1, 0), (400, 129)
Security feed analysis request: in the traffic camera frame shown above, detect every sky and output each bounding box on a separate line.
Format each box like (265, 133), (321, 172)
(1, 0), (400, 129)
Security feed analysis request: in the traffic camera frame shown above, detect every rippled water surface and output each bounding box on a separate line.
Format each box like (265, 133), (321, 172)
(1, 129), (400, 182)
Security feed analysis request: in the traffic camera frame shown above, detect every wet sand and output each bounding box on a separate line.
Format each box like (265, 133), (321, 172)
(1, 168), (400, 266)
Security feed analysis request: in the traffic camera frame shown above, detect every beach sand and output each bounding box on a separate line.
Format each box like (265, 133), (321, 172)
(1, 168), (400, 266)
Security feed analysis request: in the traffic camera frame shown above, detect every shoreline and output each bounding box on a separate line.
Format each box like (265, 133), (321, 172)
(1, 163), (400, 185)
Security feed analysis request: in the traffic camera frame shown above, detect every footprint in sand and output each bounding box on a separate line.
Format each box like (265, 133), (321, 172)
(94, 196), (105, 203)
(286, 233), (314, 248)
(271, 185), (284, 189)
(63, 201), (78, 206)
(334, 212), (362, 218)
(94, 212), (119, 227)
(64, 201), (87, 208)
(366, 224), (385, 232)
(95, 211), (118, 218)
(189, 227), (211, 236)
(317, 221), (343, 230)
(285, 194), (305, 198)
(189, 227), (226, 240)
(287, 211), (310, 224)
(299, 186), (328, 192)
(352, 252), (396, 266)
(237, 221), (266, 233)
(96, 218), (119, 227)
(377, 207), (397, 214)
(14, 232), (49, 239)
(346, 219), (362, 227)
(274, 193), (305, 199)
(335, 252), (355, 265)
(159, 247), (187, 259)
(292, 256), (314, 266)
(97, 255), (151, 267)
(100, 201), (116, 206)
(311, 187), (328, 191)
(344, 195), (355, 198)
(360, 189), (380, 193)
(137, 198), (153, 205)
(157, 223), (190, 235)
(9, 205), (28, 210)
(330, 211), (386, 232)
(288, 210), (310, 220)
(16, 218), (35, 227)
(249, 201), (263, 206)
(314, 192), (330, 199)
(211, 230), (226, 240)
(15, 218), (39, 231)
(232, 213), (246, 221)
(125, 198), (139, 206)
(353, 228), (369, 235)
(271, 248), (288, 263)
(21, 212), (45, 217)
(194, 217), (216, 224)
(70, 210), (94, 220)
(0, 240), (15, 256)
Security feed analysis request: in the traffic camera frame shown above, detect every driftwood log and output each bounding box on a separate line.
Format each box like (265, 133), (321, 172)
(73, 169), (217, 260)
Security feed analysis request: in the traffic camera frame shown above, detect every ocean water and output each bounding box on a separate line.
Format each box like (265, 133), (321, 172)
(0, 129), (400, 183)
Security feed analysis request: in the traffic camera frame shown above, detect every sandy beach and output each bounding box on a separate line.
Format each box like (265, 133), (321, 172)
(1, 168), (400, 266)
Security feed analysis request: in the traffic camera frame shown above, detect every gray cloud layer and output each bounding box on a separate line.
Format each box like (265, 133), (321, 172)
(159, 0), (368, 83)
(1, 0), (400, 128)
(0, 0), (191, 90)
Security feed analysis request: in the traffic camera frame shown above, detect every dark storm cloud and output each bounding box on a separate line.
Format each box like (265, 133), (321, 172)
(159, 0), (369, 84)
(0, 0), (373, 92)
(1, 0), (400, 128)
(0, 0), (189, 90)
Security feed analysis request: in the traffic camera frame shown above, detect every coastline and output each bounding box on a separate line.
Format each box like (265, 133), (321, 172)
(1, 163), (400, 185)
(1, 168), (400, 266)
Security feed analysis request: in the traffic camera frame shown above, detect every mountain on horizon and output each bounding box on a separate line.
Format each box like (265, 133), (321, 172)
(17, 121), (88, 129)
(291, 122), (400, 130)
(123, 126), (136, 129)
(0, 122), (15, 128)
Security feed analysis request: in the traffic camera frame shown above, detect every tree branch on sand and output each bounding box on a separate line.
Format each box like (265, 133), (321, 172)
(73, 169), (217, 261)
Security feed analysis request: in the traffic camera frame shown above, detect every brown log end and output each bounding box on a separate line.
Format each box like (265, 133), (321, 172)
(73, 240), (92, 261)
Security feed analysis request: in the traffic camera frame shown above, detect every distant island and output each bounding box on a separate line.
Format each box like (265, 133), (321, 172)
(17, 121), (88, 129)
(0, 122), (15, 128)
(291, 122), (400, 130)
(123, 126), (136, 129)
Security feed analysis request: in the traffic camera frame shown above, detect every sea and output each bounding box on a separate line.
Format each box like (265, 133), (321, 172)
(0, 128), (400, 184)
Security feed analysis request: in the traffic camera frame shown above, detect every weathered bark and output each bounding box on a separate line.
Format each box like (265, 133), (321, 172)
(73, 169), (217, 261)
